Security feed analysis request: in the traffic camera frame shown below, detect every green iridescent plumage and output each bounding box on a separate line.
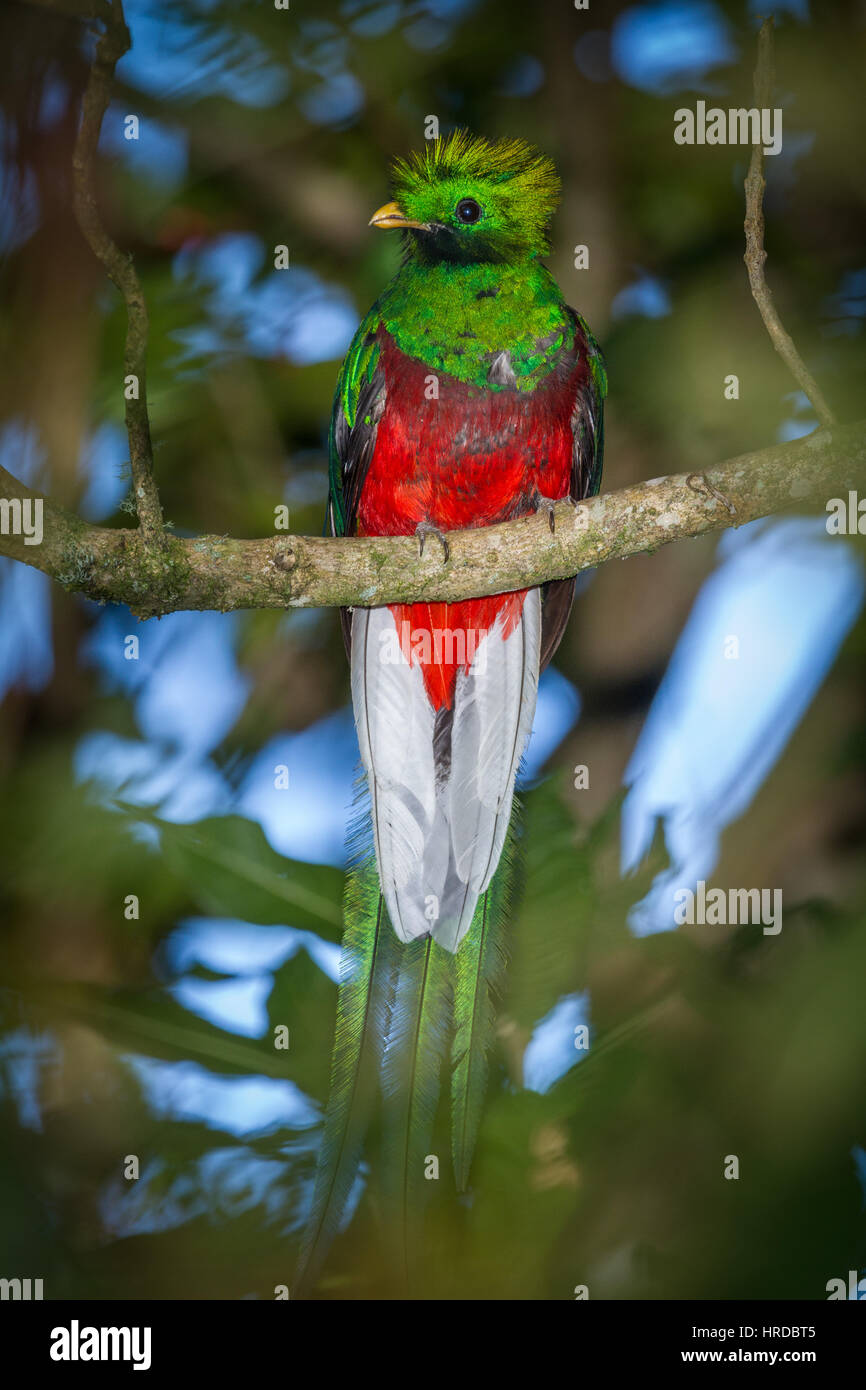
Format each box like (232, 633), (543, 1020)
(391, 130), (562, 261)
(450, 826), (516, 1192)
(294, 862), (394, 1294)
(380, 933), (452, 1291)
(378, 259), (571, 387)
(383, 130), (570, 381)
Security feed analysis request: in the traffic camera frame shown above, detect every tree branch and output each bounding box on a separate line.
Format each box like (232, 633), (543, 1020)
(70, 0), (164, 539)
(743, 16), (836, 429)
(1, 424), (863, 617)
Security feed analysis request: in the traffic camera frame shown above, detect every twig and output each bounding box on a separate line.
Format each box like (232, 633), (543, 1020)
(70, 0), (164, 539)
(1, 423), (864, 618)
(743, 17), (836, 430)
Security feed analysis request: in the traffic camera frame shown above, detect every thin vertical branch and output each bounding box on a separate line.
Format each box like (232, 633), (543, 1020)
(71, 0), (164, 537)
(743, 17), (836, 430)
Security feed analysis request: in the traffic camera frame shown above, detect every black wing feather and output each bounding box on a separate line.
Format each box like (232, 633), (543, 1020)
(329, 346), (386, 659)
(539, 309), (606, 671)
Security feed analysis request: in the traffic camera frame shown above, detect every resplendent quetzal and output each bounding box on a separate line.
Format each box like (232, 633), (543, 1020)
(297, 131), (605, 1292)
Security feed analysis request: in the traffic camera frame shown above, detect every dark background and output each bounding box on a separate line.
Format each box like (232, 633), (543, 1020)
(1, 0), (865, 1299)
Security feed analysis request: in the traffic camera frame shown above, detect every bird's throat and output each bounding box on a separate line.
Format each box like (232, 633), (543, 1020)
(378, 257), (571, 390)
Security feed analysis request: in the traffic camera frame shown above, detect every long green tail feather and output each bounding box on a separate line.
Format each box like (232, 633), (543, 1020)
(297, 831), (517, 1293)
(294, 861), (392, 1295)
(450, 833), (515, 1192)
(380, 932), (452, 1292)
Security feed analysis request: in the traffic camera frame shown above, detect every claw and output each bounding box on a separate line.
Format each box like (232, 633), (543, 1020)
(686, 473), (737, 517)
(532, 491), (564, 534)
(415, 521), (450, 563)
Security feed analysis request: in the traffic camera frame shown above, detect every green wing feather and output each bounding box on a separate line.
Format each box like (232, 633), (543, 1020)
(450, 828), (516, 1192)
(327, 311), (382, 538)
(380, 934), (452, 1292)
(294, 861), (392, 1295)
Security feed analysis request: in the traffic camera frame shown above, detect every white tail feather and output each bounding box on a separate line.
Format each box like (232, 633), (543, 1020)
(351, 607), (438, 941)
(351, 593), (541, 953)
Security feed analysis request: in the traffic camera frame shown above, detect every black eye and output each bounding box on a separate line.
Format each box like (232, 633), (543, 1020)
(455, 197), (482, 225)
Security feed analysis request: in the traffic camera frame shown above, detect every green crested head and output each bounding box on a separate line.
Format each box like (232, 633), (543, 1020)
(370, 130), (561, 266)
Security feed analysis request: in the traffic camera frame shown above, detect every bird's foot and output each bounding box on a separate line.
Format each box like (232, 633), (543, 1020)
(415, 521), (450, 562)
(686, 473), (737, 517)
(531, 490), (571, 534)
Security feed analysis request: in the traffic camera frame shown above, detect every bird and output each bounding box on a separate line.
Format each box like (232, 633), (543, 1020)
(296, 130), (605, 1294)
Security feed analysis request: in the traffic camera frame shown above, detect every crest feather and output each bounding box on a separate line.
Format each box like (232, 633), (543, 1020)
(393, 130), (557, 189)
(390, 130), (561, 253)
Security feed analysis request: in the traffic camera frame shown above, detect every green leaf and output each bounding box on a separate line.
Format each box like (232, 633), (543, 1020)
(506, 779), (665, 1030)
(266, 947), (337, 1102)
(121, 807), (344, 938)
(20, 979), (296, 1080)
(19, 950), (335, 1101)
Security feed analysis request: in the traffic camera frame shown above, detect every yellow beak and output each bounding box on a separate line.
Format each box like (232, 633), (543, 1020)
(368, 200), (429, 231)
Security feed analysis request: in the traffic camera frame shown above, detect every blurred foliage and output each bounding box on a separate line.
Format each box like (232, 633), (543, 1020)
(2, 762), (866, 1299)
(1, 0), (865, 1300)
